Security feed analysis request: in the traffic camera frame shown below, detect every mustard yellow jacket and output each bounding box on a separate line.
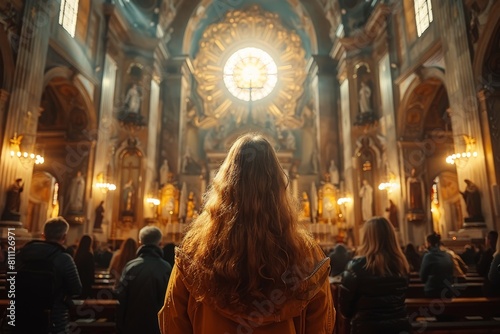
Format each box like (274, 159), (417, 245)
(158, 248), (335, 334)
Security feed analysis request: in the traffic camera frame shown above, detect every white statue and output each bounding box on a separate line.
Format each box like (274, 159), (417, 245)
(359, 179), (373, 221)
(329, 159), (339, 185)
(160, 159), (170, 185)
(124, 83), (141, 113)
(359, 81), (372, 114)
(68, 171), (85, 213)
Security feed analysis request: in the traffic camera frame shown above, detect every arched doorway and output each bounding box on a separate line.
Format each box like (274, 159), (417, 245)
(398, 72), (455, 245)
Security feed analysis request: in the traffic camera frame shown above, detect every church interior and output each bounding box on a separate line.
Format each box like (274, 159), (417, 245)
(0, 0), (499, 251)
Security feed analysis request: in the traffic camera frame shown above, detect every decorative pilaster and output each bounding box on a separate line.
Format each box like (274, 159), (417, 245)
(433, 0), (492, 228)
(0, 0), (55, 226)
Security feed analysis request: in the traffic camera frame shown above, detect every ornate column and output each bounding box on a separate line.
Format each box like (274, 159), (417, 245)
(0, 0), (55, 229)
(433, 0), (492, 228)
(312, 55), (339, 179)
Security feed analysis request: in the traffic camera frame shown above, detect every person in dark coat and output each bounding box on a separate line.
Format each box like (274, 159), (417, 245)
(419, 232), (455, 298)
(339, 217), (411, 334)
(116, 226), (172, 334)
(73, 234), (95, 298)
(16, 217), (82, 333)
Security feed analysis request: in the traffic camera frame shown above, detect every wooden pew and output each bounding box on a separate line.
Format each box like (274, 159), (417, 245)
(406, 297), (500, 333)
(0, 299), (119, 333)
(407, 282), (484, 298)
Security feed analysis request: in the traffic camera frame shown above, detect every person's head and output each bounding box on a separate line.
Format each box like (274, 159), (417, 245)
(357, 216), (409, 276)
(43, 217), (69, 243)
(203, 133), (294, 233)
(329, 243), (351, 276)
(121, 237), (138, 253)
(139, 226), (162, 246)
(404, 243), (418, 255)
(15, 178), (22, 184)
(426, 232), (441, 248)
(486, 230), (498, 250)
(74, 235), (93, 260)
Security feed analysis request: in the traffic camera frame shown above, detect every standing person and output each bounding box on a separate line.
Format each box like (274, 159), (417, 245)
(487, 234), (500, 296)
(73, 234), (95, 299)
(477, 230), (498, 295)
(108, 237), (138, 288)
(339, 217), (411, 334)
(419, 232), (454, 298)
(116, 226), (171, 334)
(159, 134), (335, 334)
(359, 179), (373, 222)
(16, 217), (82, 333)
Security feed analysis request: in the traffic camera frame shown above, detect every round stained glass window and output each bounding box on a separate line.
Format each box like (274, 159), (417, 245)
(223, 47), (278, 101)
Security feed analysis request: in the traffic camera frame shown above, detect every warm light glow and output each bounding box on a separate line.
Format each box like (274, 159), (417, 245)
(337, 197), (352, 206)
(146, 197), (160, 206)
(223, 47), (278, 101)
(95, 172), (116, 192)
(9, 133), (45, 165)
(446, 151), (478, 164)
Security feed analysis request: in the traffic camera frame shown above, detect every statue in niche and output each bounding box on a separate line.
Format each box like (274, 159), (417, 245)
(300, 192), (311, 219)
(329, 160), (340, 185)
(68, 171), (85, 213)
(160, 159), (170, 186)
(283, 130), (296, 151)
(359, 81), (372, 114)
(359, 179), (373, 222)
(122, 179), (135, 214)
(93, 201), (105, 230)
(407, 168), (424, 213)
(460, 179), (484, 222)
(181, 148), (201, 174)
(1, 178), (24, 221)
(124, 83), (142, 114)
(186, 192), (196, 218)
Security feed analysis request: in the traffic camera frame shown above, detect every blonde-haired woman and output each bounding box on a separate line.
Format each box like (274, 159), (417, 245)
(339, 216), (410, 334)
(159, 133), (335, 334)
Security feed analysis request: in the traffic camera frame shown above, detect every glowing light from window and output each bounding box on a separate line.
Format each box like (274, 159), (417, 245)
(223, 47), (278, 101)
(59, 0), (79, 38)
(414, 0), (433, 37)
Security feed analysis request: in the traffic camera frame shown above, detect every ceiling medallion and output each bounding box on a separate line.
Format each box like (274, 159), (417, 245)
(193, 5), (307, 129)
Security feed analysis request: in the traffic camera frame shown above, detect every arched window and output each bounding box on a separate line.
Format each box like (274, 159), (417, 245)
(59, 0), (79, 37)
(414, 0), (433, 37)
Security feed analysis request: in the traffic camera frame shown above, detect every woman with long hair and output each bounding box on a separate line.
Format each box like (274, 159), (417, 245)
(159, 134), (335, 334)
(109, 238), (138, 287)
(74, 234), (95, 298)
(339, 217), (410, 334)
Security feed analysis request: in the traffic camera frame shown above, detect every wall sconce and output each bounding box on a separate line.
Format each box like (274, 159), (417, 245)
(95, 172), (116, 192)
(446, 135), (478, 165)
(9, 133), (44, 165)
(378, 172), (398, 192)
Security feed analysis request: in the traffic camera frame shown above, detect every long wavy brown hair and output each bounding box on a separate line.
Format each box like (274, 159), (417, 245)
(357, 217), (409, 276)
(180, 134), (318, 309)
(109, 238), (137, 281)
